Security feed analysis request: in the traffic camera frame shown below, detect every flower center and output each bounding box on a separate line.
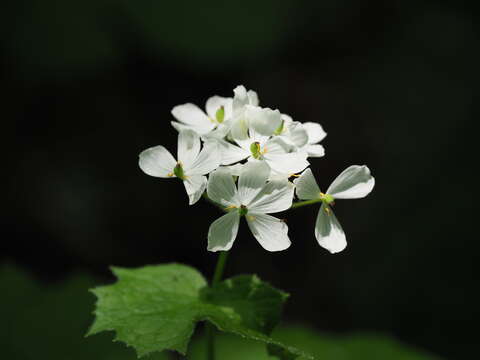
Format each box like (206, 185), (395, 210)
(238, 205), (248, 216)
(215, 106), (225, 123)
(173, 162), (186, 180)
(250, 142), (262, 159)
(319, 192), (335, 205)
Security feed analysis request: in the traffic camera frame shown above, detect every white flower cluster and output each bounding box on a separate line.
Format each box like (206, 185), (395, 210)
(139, 85), (374, 254)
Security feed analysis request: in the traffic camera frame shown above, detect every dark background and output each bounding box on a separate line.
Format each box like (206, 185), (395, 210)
(2, 1), (476, 359)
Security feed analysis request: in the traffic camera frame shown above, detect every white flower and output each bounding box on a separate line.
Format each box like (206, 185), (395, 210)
(275, 114), (309, 148)
(276, 115), (326, 158)
(171, 96), (233, 137)
(229, 86), (284, 140)
(216, 126), (309, 176)
(207, 161), (294, 252)
(139, 130), (221, 205)
(294, 166), (375, 253)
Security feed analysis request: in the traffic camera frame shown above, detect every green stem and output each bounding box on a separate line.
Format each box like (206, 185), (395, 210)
(212, 251), (229, 285)
(206, 251), (229, 360)
(291, 198), (323, 209)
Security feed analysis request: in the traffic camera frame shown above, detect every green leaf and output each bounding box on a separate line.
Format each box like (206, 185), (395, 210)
(88, 263), (313, 359)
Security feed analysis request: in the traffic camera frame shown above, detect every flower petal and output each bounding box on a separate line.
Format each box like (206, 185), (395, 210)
(246, 213), (291, 252)
(265, 151), (309, 176)
(207, 211), (240, 252)
(303, 122), (327, 144)
(177, 130), (200, 168)
(205, 96), (232, 120)
(247, 90), (259, 106)
(216, 139), (250, 165)
(305, 144), (325, 158)
(230, 114), (249, 140)
(186, 141), (221, 176)
(246, 105), (282, 136)
(287, 122), (309, 148)
(171, 103), (212, 127)
(237, 160), (270, 204)
(248, 180), (294, 213)
(138, 145), (176, 178)
(293, 168), (321, 200)
(315, 204), (346, 253)
(207, 167), (239, 207)
(264, 137), (293, 155)
(232, 85), (248, 111)
(226, 163), (244, 177)
(326, 165), (375, 199)
(183, 175), (207, 205)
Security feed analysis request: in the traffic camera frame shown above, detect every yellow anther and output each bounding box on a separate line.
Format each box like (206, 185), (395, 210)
(225, 205), (237, 211)
(167, 172), (174, 177)
(246, 215), (256, 221)
(324, 206), (331, 215)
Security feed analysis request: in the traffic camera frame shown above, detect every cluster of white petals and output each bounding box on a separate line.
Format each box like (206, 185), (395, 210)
(139, 85), (374, 253)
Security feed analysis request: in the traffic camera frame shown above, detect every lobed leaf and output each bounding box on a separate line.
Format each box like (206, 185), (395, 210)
(88, 263), (313, 359)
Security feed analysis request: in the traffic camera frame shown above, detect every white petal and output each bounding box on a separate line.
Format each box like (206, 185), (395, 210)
(232, 85), (248, 111)
(230, 115), (249, 140)
(237, 160), (270, 205)
(265, 152), (309, 175)
(186, 141), (221, 176)
(207, 167), (239, 207)
(247, 90), (259, 106)
(205, 96), (233, 120)
(138, 145), (176, 178)
(293, 168), (321, 200)
(288, 122), (309, 148)
(207, 211), (240, 252)
(216, 139), (250, 165)
(264, 137), (293, 155)
(246, 213), (291, 252)
(305, 144), (325, 158)
(326, 165), (375, 199)
(226, 163), (244, 177)
(171, 103), (213, 128)
(234, 128), (269, 151)
(183, 175), (207, 205)
(246, 105), (282, 136)
(248, 180), (294, 213)
(303, 122), (327, 144)
(170, 120), (213, 136)
(177, 130), (200, 168)
(315, 204), (346, 253)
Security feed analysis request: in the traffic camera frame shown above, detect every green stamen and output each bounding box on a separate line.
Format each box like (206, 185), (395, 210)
(238, 205), (248, 216)
(320, 192), (335, 205)
(173, 163), (186, 180)
(250, 142), (261, 159)
(215, 106), (225, 123)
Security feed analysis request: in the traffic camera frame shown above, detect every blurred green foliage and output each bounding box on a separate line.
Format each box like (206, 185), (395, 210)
(1, 265), (438, 359)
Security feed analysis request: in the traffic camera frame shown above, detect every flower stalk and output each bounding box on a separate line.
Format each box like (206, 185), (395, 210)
(206, 251), (229, 360)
